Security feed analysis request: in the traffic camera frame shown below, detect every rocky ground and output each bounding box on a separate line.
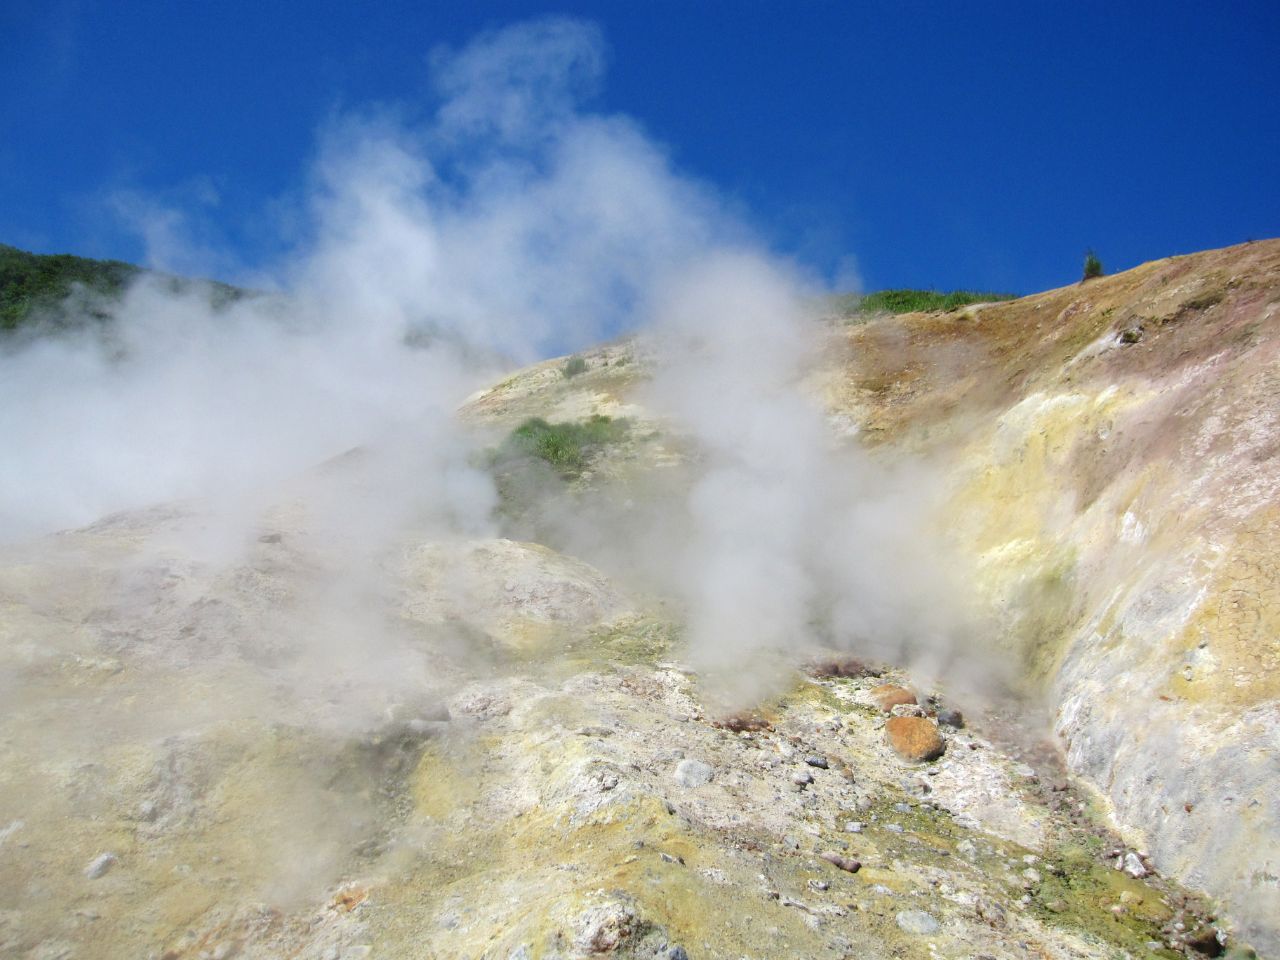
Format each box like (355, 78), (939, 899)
(0, 523), (1235, 959)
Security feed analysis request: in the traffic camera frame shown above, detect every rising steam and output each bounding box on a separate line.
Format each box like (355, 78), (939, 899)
(0, 16), (969, 699)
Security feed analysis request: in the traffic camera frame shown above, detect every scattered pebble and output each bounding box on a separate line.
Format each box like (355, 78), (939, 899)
(805, 655), (876, 678)
(844, 822), (864, 833)
(804, 755), (828, 769)
(791, 770), (814, 786)
(895, 910), (940, 935)
(84, 853), (117, 879)
(673, 759), (714, 788)
(711, 712), (771, 733)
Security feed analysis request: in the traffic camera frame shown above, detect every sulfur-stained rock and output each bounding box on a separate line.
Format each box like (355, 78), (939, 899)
(885, 716), (945, 761)
(870, 684), (917, 712)
(572, 897), (641, 953)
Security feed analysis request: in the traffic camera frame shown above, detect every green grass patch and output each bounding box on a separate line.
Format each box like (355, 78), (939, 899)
(493, 415), (631, 477)
(830, 288), (1017, 318)
(484, 414), (633, 543)
(562, 355), (588, 378)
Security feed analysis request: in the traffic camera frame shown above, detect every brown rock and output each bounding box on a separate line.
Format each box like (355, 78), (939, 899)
(1185, 926), (1224, 957)
(870, 684), (917, 712)
(885, 716), (946, 762)
(819, 851), (862, 873)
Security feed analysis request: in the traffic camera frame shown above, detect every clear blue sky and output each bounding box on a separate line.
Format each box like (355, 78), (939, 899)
(2, 0), (1277, 295)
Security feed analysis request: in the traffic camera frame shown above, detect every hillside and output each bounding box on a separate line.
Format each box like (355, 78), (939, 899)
(0, 243), (247, 333)
(0, 243), (141, 331)
(827, 238), (1280, 953)
(1, 240), (1277, 960)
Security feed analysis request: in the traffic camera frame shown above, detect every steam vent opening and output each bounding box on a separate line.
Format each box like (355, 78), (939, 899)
(3, 8), (1279, 959)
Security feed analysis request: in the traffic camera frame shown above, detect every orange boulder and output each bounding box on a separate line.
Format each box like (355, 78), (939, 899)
(870, 684), (917, 712)
(885, 716), (945, 762)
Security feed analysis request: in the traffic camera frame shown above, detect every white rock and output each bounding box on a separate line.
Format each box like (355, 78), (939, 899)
(896, 910), (940, 935)
(84, 853), (117, 879)
(673, 759), (714, 788)
(1122, 852), (1150, 878)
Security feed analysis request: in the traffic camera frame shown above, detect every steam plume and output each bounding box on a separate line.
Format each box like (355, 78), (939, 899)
(0, 16), (969, 700)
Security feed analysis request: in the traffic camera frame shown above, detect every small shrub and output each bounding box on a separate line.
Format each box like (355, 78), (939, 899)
(1183, 289), (1224, 311)
(494, 414), (630, 477)
(1083, 250), (1104, 281)
(562, 356), (588, 378)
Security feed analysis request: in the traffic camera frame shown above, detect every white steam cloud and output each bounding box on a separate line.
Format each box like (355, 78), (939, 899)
(643, 255), (972, 702)
(0, 16), (971, 697)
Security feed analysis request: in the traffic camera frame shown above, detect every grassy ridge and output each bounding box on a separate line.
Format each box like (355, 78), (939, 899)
(0, 242), (250, 333)
(831, 288), (1017, 318)
(0, 243), (141, 331)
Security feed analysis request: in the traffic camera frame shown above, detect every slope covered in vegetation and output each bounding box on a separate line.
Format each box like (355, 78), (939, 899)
(0, 242), (247, 332)
(830, 287), (1018, 319)
(0, 243), (140, 330)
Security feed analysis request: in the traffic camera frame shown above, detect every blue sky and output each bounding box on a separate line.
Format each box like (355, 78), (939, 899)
(2, 0), (1277, 295)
